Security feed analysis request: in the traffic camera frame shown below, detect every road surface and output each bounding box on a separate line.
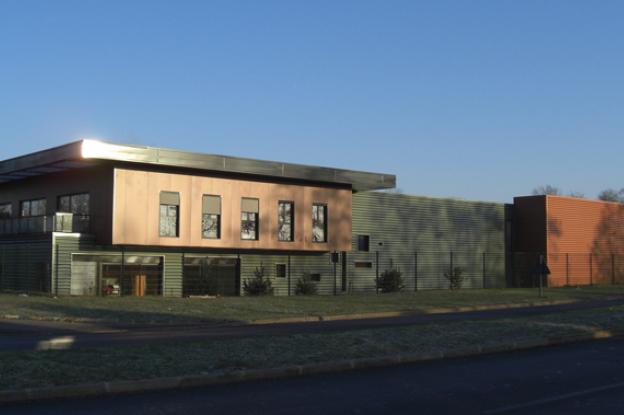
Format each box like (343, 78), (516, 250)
(5, 337), (624, 414)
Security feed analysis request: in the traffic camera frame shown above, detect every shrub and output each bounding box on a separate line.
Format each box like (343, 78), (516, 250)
(444, 266), (464, 290)
(295, 272), (318, 295)
(243, 265), (274, 296)
(376, 267), (404, 293)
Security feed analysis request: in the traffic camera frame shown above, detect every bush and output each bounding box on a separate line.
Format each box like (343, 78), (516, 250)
(376, 267), (404, 293)
(444, 266), (464, 290)
(243, 266), (274, 296)
(295, 273), (318, 295)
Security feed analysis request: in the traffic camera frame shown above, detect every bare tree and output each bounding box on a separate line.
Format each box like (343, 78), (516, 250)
(568, 191), (585, 198)
(598, 188), (624, 203)
(532, 185), (561, 196)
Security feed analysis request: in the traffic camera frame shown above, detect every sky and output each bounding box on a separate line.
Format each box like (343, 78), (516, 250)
(0, 0), (623, 203)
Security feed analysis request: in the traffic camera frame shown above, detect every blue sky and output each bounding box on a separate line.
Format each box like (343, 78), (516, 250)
(1, 1), (622, 203)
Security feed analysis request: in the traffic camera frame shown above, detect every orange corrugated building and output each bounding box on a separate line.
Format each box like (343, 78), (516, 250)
(513, 195), (624, 286)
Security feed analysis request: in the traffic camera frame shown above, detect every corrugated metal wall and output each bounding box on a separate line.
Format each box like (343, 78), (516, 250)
(349, 192), (507, 291)
(0, 238), (52, 292)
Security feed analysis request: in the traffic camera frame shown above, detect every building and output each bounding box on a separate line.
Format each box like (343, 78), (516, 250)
(513, 195), (624, 286)
(0, 140), (620, 296)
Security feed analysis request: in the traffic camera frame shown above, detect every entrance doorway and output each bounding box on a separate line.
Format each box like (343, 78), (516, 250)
(70, 254), (163, 297)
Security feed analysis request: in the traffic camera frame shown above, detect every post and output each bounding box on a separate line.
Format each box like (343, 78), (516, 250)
(566, 253), (570, 286)
(414, 251), (418, 292)
(287, 255), (291, 296)
(375, 250), (379, 294)
(55, 243), (60, 295)
(482, 252), (486, 289)
(333, 253), (337, 296)
(181, 252), (185, 297)
(120, 246), (125, 297)
(236, 252), (241, 297)
(448, 251), (453, 289)
(538, 254), (544, 298)
(589, 253), (593, 286)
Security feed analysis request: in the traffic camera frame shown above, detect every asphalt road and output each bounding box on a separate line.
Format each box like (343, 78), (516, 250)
(1, 298), (624, 351)
(5, 337), (624, 414)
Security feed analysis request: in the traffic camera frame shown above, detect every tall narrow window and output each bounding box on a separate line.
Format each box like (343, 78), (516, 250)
(241, 197), (259, 240)
(58, 193), (90, 215)
(0, 203), (11, 219)
(312, 203), (327, 243)
(278, 201), (294, 242)
(159, 192), (179, 237)
(202, 195), (221, 239)
(20, 198), (46, 217)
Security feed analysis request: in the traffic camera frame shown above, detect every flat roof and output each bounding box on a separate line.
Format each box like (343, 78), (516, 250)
(0, 140), (396, 191)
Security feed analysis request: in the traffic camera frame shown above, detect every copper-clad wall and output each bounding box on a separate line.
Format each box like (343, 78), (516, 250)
(545, 195), (624, 286)
(112, 168), (352, 252)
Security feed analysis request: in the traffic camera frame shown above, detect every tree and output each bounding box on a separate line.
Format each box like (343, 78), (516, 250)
(567, 191), (585, 199)
(598, 189), (624, 203)
(532, 185), (561, 196)
(242, 265), (274, 296)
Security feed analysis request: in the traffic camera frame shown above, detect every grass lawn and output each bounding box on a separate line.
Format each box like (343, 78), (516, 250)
(1, 285), (624, 325)
(2, 303), (624, 390)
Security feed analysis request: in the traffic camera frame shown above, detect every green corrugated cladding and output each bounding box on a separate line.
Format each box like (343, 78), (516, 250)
(162, 253), (183, 297)
(52, 233), (95, 295)
(349, 192), (507, 291)
(0, 238), (52, 292)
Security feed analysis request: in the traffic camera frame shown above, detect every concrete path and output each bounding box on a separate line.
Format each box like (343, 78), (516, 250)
(1, 297), (623, 351)
(5, 336), (624, 414)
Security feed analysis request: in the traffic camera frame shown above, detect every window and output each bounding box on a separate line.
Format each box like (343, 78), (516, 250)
(357, 235), (370, 252)
(202, 195), (221, 239)
(278, 201), (294, 241)
(241, 197), (259, 240)
(58, 193), (90, 215)
(159, 192), (180, 237)
(354, 261), (373, 268)
(20, 198), (46, 217)
(312, 204), (327, 243)
(310, 273), (321, 282)
(276, 263), (287, 278)
(0, 203), (11, 219)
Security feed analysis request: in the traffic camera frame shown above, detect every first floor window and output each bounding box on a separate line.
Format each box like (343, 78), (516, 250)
(21, 198), (46, 217)
(58, 193), (90, 215)
(278, 201), (294, 241)
(0, 203), (11, 219)
(159, 191), (179, 237)
(241, 211), (258, 240)
(241, 197), (259, 240)
(202, 195), (221, 239)
(312, 203), (327, 243)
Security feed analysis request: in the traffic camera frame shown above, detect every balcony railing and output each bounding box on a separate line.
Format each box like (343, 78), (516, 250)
(0, 213), (91, 236)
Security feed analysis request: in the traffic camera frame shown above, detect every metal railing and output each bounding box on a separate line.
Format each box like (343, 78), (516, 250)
(511, 252), (624, 287)
(0, 213), (91, 236)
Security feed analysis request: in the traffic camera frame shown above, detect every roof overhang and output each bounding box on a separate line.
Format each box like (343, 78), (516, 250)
(0, 140), (396, 191)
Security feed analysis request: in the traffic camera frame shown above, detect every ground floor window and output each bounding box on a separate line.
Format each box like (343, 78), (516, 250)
(183, 256), (240, 297)
(71, 254), (163, 296)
